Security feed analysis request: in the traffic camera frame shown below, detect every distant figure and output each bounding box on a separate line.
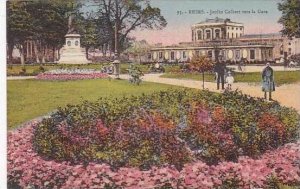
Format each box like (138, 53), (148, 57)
(214, 61), (226, 90)
(225, 71), (234, 90)
(261, 63), (275, 100)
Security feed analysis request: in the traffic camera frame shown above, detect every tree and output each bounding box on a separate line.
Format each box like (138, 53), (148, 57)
(92, 0), (167, 54)
(26, 0), (78, 63)
(7, 1), (33, 64)
(125, 39), (151, 63)
(189, 55), (214, 89)
(278, 0), (300, 38)
(76, 16), (98, 59)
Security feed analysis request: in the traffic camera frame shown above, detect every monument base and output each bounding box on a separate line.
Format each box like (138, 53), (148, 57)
(58, 33), (90, 64)
(58, 47), (90, 64)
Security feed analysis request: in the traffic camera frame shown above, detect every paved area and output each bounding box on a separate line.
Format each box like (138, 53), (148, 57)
(120, 74), (300, 113)
(7, 76), (36, 80)
(228, 65), (300, 72)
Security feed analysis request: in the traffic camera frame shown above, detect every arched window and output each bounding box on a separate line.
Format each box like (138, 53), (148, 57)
(75, 41), (79, 46)
(67, 41), (71, 46)
(215, 29), (220, 39)
(206, 30), (211, 39)
(232, 33), (234, 38)
(236, 33), (238, 38)
(197, 30), (202, 40)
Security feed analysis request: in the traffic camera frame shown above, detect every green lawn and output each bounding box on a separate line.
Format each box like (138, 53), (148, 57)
(7, 79), (180, 129)
(161, 71), (300, 86)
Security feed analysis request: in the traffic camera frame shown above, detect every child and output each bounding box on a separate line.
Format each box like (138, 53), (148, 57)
(225, 71), (234, 90)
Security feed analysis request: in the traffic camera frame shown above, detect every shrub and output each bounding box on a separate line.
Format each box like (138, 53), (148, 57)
(39, 65), (45, 72)
(128, 64), (144, 85)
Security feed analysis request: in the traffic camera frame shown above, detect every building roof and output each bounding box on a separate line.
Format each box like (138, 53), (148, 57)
(196, 17), (242, 25)
(242, 33), (282, 39)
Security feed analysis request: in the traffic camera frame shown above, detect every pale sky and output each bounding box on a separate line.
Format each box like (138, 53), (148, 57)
(131, 0), (283, 45)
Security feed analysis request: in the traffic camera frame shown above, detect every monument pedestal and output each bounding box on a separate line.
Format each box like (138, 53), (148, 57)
(58, 33), (90, 64)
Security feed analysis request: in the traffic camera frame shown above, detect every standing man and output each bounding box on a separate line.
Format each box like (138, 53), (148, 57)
(262, 63), (275, 100)
(214, 61), (226, 90)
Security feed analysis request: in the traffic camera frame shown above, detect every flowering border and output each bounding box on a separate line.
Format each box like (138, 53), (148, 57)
(36, 69), (109, 80)
(8, 121), (300, 188)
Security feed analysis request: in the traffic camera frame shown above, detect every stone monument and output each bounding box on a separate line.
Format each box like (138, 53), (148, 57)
(58, 14), (90, 64)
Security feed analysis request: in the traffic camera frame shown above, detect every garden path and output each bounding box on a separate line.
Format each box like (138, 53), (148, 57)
(120, 74), (300, 113)
(227, 65), (300, 72)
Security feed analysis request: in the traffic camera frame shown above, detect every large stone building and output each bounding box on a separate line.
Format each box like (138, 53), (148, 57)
(146, 17), (300, 64)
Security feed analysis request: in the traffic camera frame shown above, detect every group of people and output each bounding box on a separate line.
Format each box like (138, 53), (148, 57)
(213, 61), (234, 90)
(214, 61), (275, 100)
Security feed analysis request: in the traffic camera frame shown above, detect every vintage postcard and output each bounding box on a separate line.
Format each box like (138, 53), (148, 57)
(6, 0), (300, 188)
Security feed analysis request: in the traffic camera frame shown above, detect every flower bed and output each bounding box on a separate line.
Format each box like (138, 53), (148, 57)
(36, 69), (109, 80)
(33, 90), (300, 168)
(8, 121), (300, 188)
(8, 89), (300, 188)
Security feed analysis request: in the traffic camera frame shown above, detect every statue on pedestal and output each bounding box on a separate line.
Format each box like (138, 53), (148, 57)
(58, 12), (89, 64)
(67, 13), (78, 34)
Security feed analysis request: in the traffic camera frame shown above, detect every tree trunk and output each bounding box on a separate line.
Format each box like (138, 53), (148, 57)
(34, 41), (40, 64)
(85, 46), (89, 59)
(19, 45), (25, 65)
(7, 43), (14, 64)
(52, 46), (55, 62)
(41, 45), (45, 63)
(58, 49), (60, 61)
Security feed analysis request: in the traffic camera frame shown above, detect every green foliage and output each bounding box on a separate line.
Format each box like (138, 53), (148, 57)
(33, 89), (300, 169)
(278, 0), (300, 38)
(91, 0), (167, 52)
(189, 55), (214, 73)
(128, 64), (144, 85)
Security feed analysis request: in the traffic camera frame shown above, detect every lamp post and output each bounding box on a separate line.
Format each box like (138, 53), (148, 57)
(112, 0), (120, 79)
(112, 59), (120, 79)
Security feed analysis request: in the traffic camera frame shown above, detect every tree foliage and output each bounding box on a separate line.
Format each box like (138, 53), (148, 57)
(92, 0), (167, 53)
(125, 39), (151, 63)
(189, 55), (214, 73)
(278, 0), (300, 38)
(189, 55), (214, 89)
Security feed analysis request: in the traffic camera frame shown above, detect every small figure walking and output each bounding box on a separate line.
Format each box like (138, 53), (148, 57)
(225, 71), (234, 90)
(261, 63), (275, 100)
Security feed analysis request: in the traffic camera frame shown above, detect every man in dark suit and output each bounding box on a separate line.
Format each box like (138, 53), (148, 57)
(214, 61), (226, 90)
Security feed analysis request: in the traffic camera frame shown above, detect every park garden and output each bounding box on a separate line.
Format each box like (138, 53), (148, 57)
(7, 61), (300, 188)
(6, 0), (300, 188)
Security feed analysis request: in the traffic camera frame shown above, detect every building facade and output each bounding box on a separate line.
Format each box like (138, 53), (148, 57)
(146, 18), (300, 64)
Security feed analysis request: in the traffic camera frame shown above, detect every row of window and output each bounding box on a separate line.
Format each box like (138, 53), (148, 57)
(227, 33), (242, 38)
(194, 30), (242, 40)
(152, 49), (262, 60)
(227, 27), (243, 30)
(195, 29), (220, 40)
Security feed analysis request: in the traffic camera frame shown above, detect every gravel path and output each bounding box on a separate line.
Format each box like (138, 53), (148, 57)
(120, 74), (300, 113)
(227, 65), (300, 72)
(7, 76), (36, 80)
